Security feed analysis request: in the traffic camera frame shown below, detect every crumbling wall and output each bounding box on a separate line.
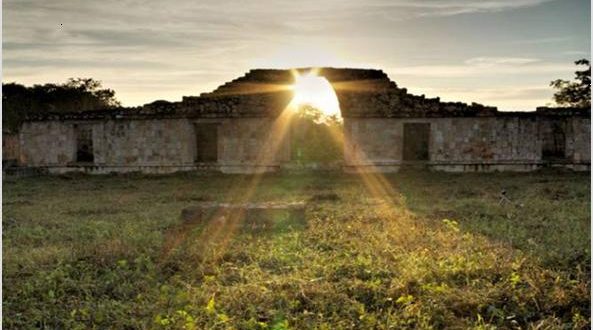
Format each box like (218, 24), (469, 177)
(344, 115), (590, 172)
(18, 117), (288, 174)
(344, 118), (402, 166)
(20, 121), (76, 165)
(97, 119), (194, 166)
(566, 117), (590, 164)
(218, 117), (290, 173)
(3, 133), (20, 163)
(200, 67), (498, 118)
(17, 67), (591, 173)
(430, 117), (540, 164)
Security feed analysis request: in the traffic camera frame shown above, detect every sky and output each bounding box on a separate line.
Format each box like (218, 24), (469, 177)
(2, 0), (591, 111)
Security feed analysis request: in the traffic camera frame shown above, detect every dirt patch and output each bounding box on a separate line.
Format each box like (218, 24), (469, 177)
(309, 191), (341, 202)
(65, 207), (125, 217)
(541, 186), (571, 200)
(430, 209), (460, 221)
(3, 200), (33, 206)
(174, 194), (214, 202)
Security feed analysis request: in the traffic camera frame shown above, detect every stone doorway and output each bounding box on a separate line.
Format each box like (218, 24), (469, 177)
(403, 123), (430, 161)
(74, 124), (94, 163)
(542, 121), (566, 161)
(194, 123), (218, 163)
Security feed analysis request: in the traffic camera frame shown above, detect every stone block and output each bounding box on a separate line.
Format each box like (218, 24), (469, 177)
(180, 202), (306, 232)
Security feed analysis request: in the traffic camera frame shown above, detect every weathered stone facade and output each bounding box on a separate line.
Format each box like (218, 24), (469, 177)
(20, 117), (290, 174)
(17, 67), (590, 173)
(344, 114), (590, 172)
(2, 132), (19, 165)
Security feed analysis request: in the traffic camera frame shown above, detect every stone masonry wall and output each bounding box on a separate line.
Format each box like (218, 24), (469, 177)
(19, 117), (287, 174)
(567, 117), (591, 163)
(3, 133), (20, 163)
(18, 67), (590, 173)
(20, 121), (76, 165)
(430, 117), (540, 163)
(97, 119), (194, 166)
(344, 116), (590, 172)
(218, 117), (291, 173)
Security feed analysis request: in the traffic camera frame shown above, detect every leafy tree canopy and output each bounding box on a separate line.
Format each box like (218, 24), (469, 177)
(291, 105), (344, 164)
(550, 59), (591, 108)
(3, 78), (120, 132)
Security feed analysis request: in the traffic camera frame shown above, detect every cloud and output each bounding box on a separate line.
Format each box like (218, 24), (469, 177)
(509, 36), (573, 45)
(388, 59), (573, 78)
(370, 0), (556, 17)
(464, 57), (541, 66)
(2, 0), (582, 108)
(420, 86), (551, 100)
(404, 85), (554, 110)
(562, 50), (590, 56)
(386, 56), (573, 110)
(2, 0), (560, 55)
(2, 58), (175, 69)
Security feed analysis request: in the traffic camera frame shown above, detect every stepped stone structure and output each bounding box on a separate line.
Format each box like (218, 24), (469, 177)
(17, 67), (590, 173)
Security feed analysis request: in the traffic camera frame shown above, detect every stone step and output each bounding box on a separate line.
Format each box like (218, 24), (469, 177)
(3, 166), (47, 178)
(180, 202), (306, 232)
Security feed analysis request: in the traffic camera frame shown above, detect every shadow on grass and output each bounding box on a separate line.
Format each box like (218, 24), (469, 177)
(389, 168), (590, 271)
(2, 170), (590, 329)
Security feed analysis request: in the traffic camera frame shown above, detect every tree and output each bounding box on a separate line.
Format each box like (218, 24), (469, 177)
(550, 59), (591, 108)
(2, 78), (120, 132)
(291, 105), (344, 164)
(2, 82), (32, 133)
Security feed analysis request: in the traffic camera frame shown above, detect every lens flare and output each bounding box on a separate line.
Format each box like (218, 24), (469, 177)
(290, 71), (341, 117)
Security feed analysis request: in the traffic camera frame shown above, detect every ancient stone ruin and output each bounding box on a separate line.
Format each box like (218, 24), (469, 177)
(17, 67), (590, 173)
(180, 202), (306, 232)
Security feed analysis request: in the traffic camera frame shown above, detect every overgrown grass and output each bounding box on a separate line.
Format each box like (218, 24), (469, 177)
(2, 170), (590, 329)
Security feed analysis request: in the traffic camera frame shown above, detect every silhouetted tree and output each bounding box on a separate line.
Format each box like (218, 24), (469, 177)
(2, 78), (120, 132)
(291, 105), (343, 164)
(550, 59), (591, 108)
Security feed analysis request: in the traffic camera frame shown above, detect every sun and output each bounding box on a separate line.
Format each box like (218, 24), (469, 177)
(290, 70), (341, 117)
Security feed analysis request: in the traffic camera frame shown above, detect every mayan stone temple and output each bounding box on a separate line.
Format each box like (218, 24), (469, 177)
(17, 68), (591, 174)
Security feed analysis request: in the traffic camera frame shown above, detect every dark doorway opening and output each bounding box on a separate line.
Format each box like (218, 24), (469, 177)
(75, 124), (94, 163)
(403, 123), (430, 161)
(542, 121), (566, 161)
(194, 123), (218, 163)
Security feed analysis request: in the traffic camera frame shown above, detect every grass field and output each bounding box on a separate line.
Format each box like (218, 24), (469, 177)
(2, 170), (590, 329)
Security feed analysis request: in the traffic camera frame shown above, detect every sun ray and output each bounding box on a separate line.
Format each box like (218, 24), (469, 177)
(161, 104), (297, 264)
(209, 83), (293, 97)
(290, 70), (341, 118)
(329, 123), (398, 205)
(160, 69), (400, 264)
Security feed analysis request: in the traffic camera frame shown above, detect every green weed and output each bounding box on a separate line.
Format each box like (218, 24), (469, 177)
(2, 170), (589, 329)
